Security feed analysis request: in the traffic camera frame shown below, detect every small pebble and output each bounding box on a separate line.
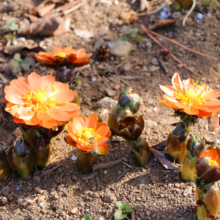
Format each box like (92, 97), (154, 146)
(16, 185), (22, 191)
(197, 13), (203, 21)
(176, 208), (179, 211)
(71, 155), (77, 161)
(91, 77), (96, 82)
(19, 37), (26, 42)
(159, 38), (163, 42)
(3, 1), (8, 5)
(2, 197), (8, 204)
(160, 11), (169, 19)
(66, 215), (69, 218)
(86, 208), (89, 212)
(154, 158), (157, 162)
(12, 40), (18, 45)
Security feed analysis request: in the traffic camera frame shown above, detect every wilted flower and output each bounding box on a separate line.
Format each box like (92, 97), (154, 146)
(118, 87), (140, 113)
(159, 73), (220, 118)
(108, 105), (134, 134)
(65, 114), (111, 155)
(12, 136), (35, 180)
(56, 67), (78, 90)
(167, 122), (188, 163)
(36, 46), (92, 68)
(196, 149), (220, 183)
(0, 147), (11, 181)
(118, 116), (144, 140)
(4, 72), (79, 129)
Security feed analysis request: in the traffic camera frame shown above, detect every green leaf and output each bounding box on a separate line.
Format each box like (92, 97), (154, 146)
(114, 210), (127, 220)
(20, 57), (35, 71)
(122, 35), (129, 41)
(116, 201), (124, 209)
(135, 35), (142, 43)
(9, 23), (19, 31)
(126, 28), (138, 38)
(9, 59), (22, 74)
(14, 53), (22, 62)
(123, 204), (133, 213)
(81, 214), (92, 220)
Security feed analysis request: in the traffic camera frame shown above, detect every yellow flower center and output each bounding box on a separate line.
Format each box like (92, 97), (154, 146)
(175, 89), (206, 106)
(58, 52), (66, 57)
(209, 159), (220, 168)
(23, 85), (58, 112)
(76, 128), (101, 145)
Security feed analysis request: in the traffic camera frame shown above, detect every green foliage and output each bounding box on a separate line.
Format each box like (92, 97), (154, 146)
(122, 28), (139, 41)
(114, 202), (133, 220)
(1, 20), (18, 31)
(9, 53), (35, 74)
(82, 202), (133, 220)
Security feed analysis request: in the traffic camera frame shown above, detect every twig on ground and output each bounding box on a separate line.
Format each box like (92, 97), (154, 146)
(93, 158), (125, 170)
(41, 164), (63, 177)
(122, 161), (132, 168)
(145, 29), (218, 61)
(142, 26), (201, 76)
(183, 0), (196, 26)
(138, 2), (166, 16)
(64, 1), (86, 15)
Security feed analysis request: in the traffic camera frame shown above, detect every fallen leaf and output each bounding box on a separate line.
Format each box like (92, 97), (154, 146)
(150, 148), (179, 170)
(208, 113), (219, 131)
(18, 15), (64, 36)
(36, 3), (56, 17)
(140, 0), (152, 12)
(121, 9), (138, 24)
(151, 140), (167, 151)
(53, 17), (71, 36)
(9, 53), (35, 74)
(0, 53), (9, 63)
(149, 19), (176, 30)
(4, 42), (44, 55)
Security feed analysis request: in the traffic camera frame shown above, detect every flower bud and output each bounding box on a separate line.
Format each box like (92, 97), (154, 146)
(12, 136), (35, 180)
(0, 147), (6, 161)
(187, 136), (204, 157)
(196, 182), (220, 220)
(42, 125), (64, 138)
(127, 137), (151, 166)
(0, 147), (11, 181)
(35, 136), (51, 169)
(118, 87), (140, 113)
(196, 149), (220, 183)
(77, 150), (96, 173)
(167, 123), (188, 163)
(118, 116), (144, 140)
(108, 105), (133, 135)
(56, 67), (79, 90)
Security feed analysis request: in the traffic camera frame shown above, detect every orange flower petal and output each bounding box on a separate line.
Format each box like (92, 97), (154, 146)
(172, 73), (183, 91)
(28, 72), (42, 90)
(85, 114), (98, 129)
(96, 125), (110, 137)
(18, 107), (35, 120)
(98, 144), (109, 155)
(183, 105), (199, 115)
(159, 85), (175, 97)
(65, 136), (77, 147)
(53, 46), (65, 54)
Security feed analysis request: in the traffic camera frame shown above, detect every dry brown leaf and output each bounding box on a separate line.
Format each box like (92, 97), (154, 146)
(121, 9), (138, 24)
(0, 53), (9, 63)
(37, 3), (56, 17)
(18, 15), (65, 36)
(150, 148), (179, 170)
(105, 89), (117, 97)
(4, 42), (44, 55)
(140, 0), (152, 12)
(53, 17), (71, 36)
(149, 19), (176, 30)
(208, 113), (219, 131)
(151, 140), (167, 151)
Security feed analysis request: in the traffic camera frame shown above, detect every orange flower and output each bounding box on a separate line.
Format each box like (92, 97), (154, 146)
(159, 73), (220, 118)
(65, 114), (111, 155)
(4, 72), (79, 128)
(35, 46), (92, 68)
(196, 149), (220, 182)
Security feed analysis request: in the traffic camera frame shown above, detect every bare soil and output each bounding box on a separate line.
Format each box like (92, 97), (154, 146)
(1, 0), (220, 219)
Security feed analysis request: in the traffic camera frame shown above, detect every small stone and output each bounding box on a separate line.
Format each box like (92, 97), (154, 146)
(71, 155), (77, 161)
(151, 58), (159, 66)
(94, 37), (104, 50)
(149, 65), (160, 72)
(168, 183), (172, 188)
(98, 97), (117, 108)
(159, 119), (167, 125)
(175, 183), (181, 188)
(108, 40), (133, 57)
(8, 194), (13, 201)
(144, 119), (158, 128)
(105, 89), (117, 97)
(205, 134), (216, 144)
(183, 186), (192, 197)
(122, 62), (131, 71)
(74, 28), (94, 39)
(104, 170), (107, 174)
(35, 187), (43, 194)
(71, 207), (79, 214)
(1, 197), (8, 205)
(17, 198), (23, 205)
